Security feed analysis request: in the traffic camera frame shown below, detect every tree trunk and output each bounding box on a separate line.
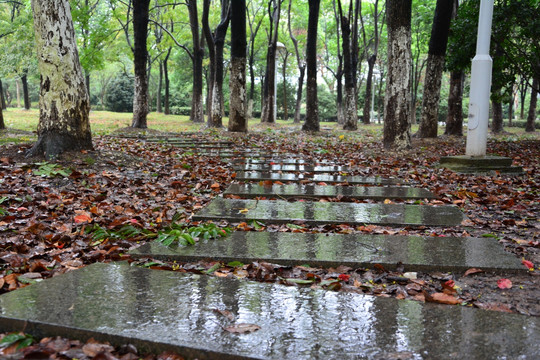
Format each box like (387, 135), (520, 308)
(16, 79), (20, 108)
(156, 61), (163, 113)
(0, 80), (6, 110)
(228, 0), (248, 133)
(526, 77), (538, 132)
(85, 72), (90, 103)
(339, 6), (357, 131)
(0, 105), (4, 130)
(28, 0), (92, 160)
(418, 0), (453, 138)
(131, 0), (150, 128)
(302, 0), (320, 132)
(519, 77), (528, 119)
(281, 51), (289, 120)
(445, 70), (464, 136)
(21, 72), (30, 110)
(261, 0), (281, 124)
(363, 55), (376, 125)
(210, 0), (231, 128)
(491, 98), (503, 133)
(202, 0), (215, 124)
(188, 0), (204, 123)
(384, 0), (412, 150)
(294, 66), (305, 124)
(164, 48), (171, 115)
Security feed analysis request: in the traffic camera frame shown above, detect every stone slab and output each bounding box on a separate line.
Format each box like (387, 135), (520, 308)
(232, 158), (325, 165)
(224, 183), (437, 200)
(192, 198), (464, 227)
(235, 171), (400, 185)
(439, 156), (524, 174)
(234, 164), (352, 173)
(131, 232), (524, 273)
(1, 263), (537, 359)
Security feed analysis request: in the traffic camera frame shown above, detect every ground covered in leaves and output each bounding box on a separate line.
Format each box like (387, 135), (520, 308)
(0, 127), (539, 359)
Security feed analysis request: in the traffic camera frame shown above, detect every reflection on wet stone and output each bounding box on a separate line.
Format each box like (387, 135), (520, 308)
(234, 164), (351, 173)
(235, 171), (400, 184)
(224, 183), (436, 200)
(130, 232), (524, 273)
(192, 198), (463, 227)
(0, 263), (537, 359)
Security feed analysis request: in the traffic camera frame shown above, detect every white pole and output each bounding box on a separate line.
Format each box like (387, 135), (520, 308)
(465, 0), (494, 157)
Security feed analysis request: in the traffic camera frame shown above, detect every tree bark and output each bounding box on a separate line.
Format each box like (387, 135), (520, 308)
(302, 0), (320, 132)
(339, 2), (358, 131)
(28, 0), (93, 160)
(418, 0), (453, 138)
(164, 47), (171, 115)
(156, 61), (163, 113)
(261, 0), (282, 124)
(445, 70), (464, 136)
(363, 0), (381, 125)
(228, 0), (248, 133)
(188, 0), (204, 123)
(0, 80), (6, 110)
(21, 71), (31, 110)
(131, 0), (150, 128)
(383, 0), (412, 149)
(0, 105), (4, 130)
(491, 98), (504, 133)
(210, 0), (231, 128)
(526, 77), (538, 132)
(288, 0), (305, 124)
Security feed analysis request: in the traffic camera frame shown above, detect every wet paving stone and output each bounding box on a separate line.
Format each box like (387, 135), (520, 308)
(234, 164), (352, 173)
(235, 171), (400, 185)
(1, 263), (536, 360)
(192, 198), (464, 227)
(224, 183), (436, 200)
(131, 232), (524, 274)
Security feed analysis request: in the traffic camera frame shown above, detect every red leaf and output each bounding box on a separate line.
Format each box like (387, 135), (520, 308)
(425, 292), (463, 305)
(338, 274), (350, 282)
(497, 278), (512, 289)
(522, 259), (534, 270)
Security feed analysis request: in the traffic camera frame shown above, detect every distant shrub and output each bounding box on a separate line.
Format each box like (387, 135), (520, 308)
(104, 74), (133, 113)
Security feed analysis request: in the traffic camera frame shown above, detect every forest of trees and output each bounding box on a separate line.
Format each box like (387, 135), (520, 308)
(0, 0), (538, 147)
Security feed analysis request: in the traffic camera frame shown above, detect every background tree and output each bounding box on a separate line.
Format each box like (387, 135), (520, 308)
(261, 0), (283, 124)
(302, 0), (321, 132)
(383, 0), (412, 149)
(131, 0), (151, 128)
(288, 0), (306, 124)
(228, 0), (248, 132)
(28, 0), (93, 159)
(417, 0), (453, 138)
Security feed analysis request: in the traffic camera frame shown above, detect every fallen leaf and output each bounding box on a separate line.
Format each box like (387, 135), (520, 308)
(463, 268), (484, 277)
(74, 213), (92, 224)
(338, 274), (350, 282)
(212, 308), (235, 321)
(425, 292), (463, 305)
(238, 208), (249, 214)
(224, 323), (261, 334)
(497, 278), (512, 289)
(522, 259), (534, 270)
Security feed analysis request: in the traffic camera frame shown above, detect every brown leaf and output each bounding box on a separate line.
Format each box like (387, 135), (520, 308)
(156, 351), (185, 360)
(82, 339), (114, 357)
(213, 308), (236, 321)
(463, 268), (484, 277)
(425, 292), (463, 305)
(224, 323), (261, 334)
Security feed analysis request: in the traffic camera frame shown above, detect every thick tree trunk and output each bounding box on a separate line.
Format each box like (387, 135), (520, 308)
(188, 0), (204, 123)
(22, 72), (30, 110)
(228, 0), (247, 132)
(526, 78), (538, 132)
(0, 80), (6, 110)
(28, 0), (92, 160)
(445, 70), (464, 136)
(131, 0), (150, 128)
(0, 106), (4, 130)
(383, 0), (412, 149)
(340, 11), (357, 131)
(418, 0), (453, 138)
(302, 0), (320, 132)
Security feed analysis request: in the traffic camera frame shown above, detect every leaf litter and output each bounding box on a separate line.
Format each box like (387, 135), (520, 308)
(0, 129), (539, 358)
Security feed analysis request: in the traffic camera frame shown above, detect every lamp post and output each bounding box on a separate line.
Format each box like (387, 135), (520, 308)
(275, 41), (286, 123)
(465, 0), (494, 156)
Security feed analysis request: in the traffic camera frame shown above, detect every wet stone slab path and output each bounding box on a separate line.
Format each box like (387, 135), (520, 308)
(0, 263), (537, 360)
(235, 171), (400, 185)
(131, 232), (524, 274)
(192, 198), (464, 227)
(224, 183), (437, 200)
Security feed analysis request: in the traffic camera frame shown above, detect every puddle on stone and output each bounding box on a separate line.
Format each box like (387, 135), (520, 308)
(0, 263), (537, 359)
(224, 183), (436, 200)
(235, 171), (400, 185)
(235, 164), (351, 173)
(193, 198), (463, 227)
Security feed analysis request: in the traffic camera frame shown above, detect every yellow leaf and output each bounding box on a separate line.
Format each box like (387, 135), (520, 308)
(238, 208), (249, 214)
